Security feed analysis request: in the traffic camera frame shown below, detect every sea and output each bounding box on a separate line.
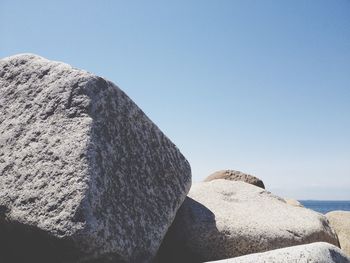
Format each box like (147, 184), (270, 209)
(300, 200), (350, 214)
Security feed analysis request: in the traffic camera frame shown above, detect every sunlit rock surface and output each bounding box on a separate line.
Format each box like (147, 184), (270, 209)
(0, 54), (191, 262)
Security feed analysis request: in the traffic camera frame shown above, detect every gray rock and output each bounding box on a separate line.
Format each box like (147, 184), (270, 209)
(207, 242), (350, 263)
(158, 180), (338, 262)
(326, 211), (350, 257)
(0, 54), (191, 263)
(204, 170), (265, 189)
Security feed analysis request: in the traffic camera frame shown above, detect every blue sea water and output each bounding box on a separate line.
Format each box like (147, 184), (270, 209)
(300, 200), (350, 214)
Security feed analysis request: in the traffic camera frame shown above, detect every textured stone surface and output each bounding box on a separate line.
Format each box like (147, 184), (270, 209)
(158, 180), (338, 262)
(204, 170), (265, 189)
(0, 54), (191, 262)
(284, 198), (303, 207)
(326, 211), (350, 257)
(207, 242), (350, 263)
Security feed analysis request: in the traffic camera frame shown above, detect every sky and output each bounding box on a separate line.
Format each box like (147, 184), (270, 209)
(1, 0), (349, 200)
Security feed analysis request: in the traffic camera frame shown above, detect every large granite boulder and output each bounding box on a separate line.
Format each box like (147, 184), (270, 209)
(158, 180), (338, 262)
(204, 170), (265, 189)
(0, 54), (191, 262)
(208, 242), (350, 263)
(326, 211), (350, 256)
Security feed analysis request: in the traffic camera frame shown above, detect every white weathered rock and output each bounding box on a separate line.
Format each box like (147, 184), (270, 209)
(284, 198), (304, 207)
(0, 54), (191, 262)
(326, 211), (350, 257)
(158, 180), (338, 262)
(207, 242), (350, 263)
(204, 170), (265, 189)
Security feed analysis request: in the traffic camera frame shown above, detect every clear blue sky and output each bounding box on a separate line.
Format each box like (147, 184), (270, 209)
(1, 0), (349, 200)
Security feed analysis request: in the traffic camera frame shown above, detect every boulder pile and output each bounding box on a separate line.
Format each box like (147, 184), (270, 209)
(157, 180), (338, 262)
(0, 54), (348, 263)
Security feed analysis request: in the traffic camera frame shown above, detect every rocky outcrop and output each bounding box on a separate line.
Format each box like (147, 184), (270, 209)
(204, 170), (265, 189)
(284, 198), (303, 207)
(326, 211), (350, 256)
(207, 242), (350, 263)
(0, 54), (191, 262)
(158, 180), (338, 262)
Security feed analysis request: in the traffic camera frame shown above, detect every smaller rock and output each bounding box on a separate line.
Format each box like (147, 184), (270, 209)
(158, 180), (339, 262)
(326, 211), (350, 257)
(204, 170), (265, 189)
(207, 242), (350, 263)
(284, 198), (303, 207)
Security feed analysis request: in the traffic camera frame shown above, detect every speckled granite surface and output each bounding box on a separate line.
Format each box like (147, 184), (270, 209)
(0, 54), (191, 262)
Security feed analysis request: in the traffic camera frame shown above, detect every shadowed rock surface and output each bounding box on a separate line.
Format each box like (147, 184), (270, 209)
(204, 170), (265, 189)
(207, 242), (350, 263)
(326, 211), (350, 257)
(158, 180), (339, 262)
(0, 54), (191, 263)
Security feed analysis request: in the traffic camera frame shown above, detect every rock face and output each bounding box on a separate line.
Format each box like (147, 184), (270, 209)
(204, 170), (265, 189)
(208, 242), (350, 263)
(0, 54), (191, 262)
(158, 180), (338, 262)
(326, 211), (350, 257)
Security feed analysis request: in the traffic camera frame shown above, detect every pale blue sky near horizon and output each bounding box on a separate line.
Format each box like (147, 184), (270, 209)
(1, 0), (349, 200)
